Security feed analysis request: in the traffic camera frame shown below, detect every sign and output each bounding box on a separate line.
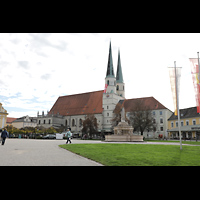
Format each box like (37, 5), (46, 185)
(191, 127), (200, 130)
(56, 133), (63, 140)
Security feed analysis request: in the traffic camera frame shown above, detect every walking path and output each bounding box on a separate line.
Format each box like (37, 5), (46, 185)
(0, 139), (199, 166)
(0, 139), (103, 166)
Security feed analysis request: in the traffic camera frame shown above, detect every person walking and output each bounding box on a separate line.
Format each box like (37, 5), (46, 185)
(1, 128), (8, 145)
(66, 128), (72, 144)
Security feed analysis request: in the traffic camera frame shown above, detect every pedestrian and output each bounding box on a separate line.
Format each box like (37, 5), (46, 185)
(1, 128), (8, 145)
(66, 128), (72, 144)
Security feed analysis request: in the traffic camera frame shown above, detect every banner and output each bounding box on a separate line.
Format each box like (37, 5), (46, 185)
(189, 58), (200, 113)
(104, 84), (108, 93)
(168, 67), (181, 116)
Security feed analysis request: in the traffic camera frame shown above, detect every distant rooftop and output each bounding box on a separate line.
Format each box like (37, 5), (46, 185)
(168, 106), (199, 121)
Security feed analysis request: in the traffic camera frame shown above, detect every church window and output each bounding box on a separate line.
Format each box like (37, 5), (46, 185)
(79, 119), (82, 127)
(72, 119), (75, 127)
(117, 85), (119, 91)
(107, 80), (109, 85)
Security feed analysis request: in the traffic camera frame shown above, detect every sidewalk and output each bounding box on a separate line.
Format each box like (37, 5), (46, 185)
(0, 139), (103, 166)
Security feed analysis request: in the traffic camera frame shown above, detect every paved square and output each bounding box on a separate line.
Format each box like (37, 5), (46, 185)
(0, 139), (103, 166)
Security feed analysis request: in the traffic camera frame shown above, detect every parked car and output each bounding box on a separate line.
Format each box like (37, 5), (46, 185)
(42, 134), (56, 139)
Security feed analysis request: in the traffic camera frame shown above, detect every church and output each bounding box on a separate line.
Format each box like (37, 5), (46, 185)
(37, 41), (172, 138)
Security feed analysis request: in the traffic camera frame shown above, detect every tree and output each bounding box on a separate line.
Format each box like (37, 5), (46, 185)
(46, 127), (57, 134)
(82, 114), (98, 139)
(129, 99), (156, 135)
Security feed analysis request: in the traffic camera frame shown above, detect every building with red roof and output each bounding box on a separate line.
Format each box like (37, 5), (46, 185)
(36, 42), (172, 138)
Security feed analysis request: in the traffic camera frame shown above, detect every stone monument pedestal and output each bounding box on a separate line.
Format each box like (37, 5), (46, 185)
(105, 134), (143, 142)
(105, 107), (143, 142)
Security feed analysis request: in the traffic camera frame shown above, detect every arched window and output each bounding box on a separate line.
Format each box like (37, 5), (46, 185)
(72, 119), (75, 127)
(79, 119), (82, 127)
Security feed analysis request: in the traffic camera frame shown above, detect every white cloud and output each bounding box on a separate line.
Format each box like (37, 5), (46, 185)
(0, 33), (199, 118)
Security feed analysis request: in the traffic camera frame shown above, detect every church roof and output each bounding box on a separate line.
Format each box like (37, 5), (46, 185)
(115, 97), (168, 112)
(49, 90), (104, 116)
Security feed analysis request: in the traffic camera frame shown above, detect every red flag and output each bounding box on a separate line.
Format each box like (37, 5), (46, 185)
(104, 84), (108, 93)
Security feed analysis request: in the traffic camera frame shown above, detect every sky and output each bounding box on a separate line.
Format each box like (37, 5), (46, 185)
(0, 33), (199, 118)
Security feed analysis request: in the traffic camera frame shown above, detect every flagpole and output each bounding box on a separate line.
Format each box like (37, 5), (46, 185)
(197, 52), (200, 114)
(198, 52), (200, 84)
(174, 61), (182, 150)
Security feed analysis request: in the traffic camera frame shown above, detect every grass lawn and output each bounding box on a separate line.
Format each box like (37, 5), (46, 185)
(145, 140), (200, 145)
(59, 143), (200, 166)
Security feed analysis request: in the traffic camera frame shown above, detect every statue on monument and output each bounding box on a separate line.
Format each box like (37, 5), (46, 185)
(121, 107), (125, 122)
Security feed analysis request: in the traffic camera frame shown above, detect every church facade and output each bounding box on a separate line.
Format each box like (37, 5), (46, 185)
(36, 41), (172, 138)
(37, 41), (124, 133)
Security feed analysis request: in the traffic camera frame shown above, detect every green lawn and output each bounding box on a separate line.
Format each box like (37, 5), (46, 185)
(59, 143), (200, 166)
(145, 140), (200, 145)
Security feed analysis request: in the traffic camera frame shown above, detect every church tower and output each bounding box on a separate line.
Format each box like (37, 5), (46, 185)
(105, 41), (116, 94)
(116, 50), (125, 98)
(102, 41), (124, 133)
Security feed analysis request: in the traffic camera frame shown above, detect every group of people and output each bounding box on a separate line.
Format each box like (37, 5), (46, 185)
(0, 128), (72, 145)
(0, 128), (8, 145)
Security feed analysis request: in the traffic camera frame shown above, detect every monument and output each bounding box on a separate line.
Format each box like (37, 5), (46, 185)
(105, 107), (143, 142)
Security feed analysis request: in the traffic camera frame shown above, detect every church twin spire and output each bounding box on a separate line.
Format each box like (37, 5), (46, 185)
(105, 41), (125, 98)
(106, 41), (115, 78)
(106, 41), (124, 83)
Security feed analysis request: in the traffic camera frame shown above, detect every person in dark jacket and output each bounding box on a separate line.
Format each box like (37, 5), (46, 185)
(1, 128), (8, 145)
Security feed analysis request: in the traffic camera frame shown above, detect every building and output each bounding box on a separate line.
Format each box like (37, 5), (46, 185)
(12, 115), (37, 129)
(36, 41), (171, 137)
(0, 103), (8, 129)
(168, 106), (200, 140)
(115, 97), (173, 138)
(6, 117), (17, 126)
(36, 41), (125, 134)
